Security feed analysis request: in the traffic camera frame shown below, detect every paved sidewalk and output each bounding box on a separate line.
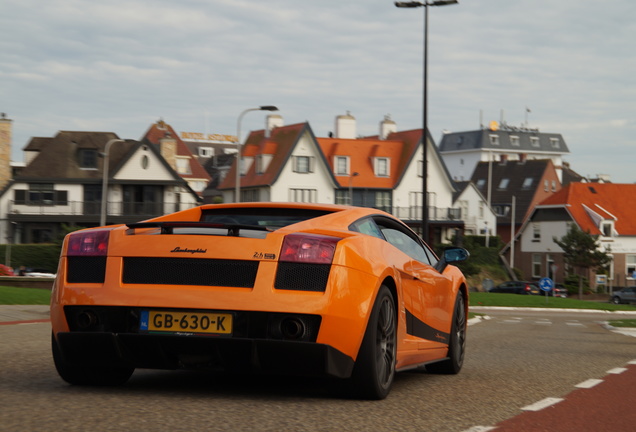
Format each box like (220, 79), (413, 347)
(0, 305), (50, 324)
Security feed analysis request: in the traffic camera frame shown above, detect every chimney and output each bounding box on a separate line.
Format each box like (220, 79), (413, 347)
(519, 153), (527, 163)
(379, 114), (397, 140)
(265, 114), (284, 138)
(335, 111), (356, 139)
(159, 135), (177, 171)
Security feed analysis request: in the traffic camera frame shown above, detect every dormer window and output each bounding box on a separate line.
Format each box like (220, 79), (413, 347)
(374, 157), (390, 177)
(510, 136), (520, 146)
(334, 156), (350, 175)
(550, 138), (560, 149)
(79, 149), (98, 169)
(498, 178), (510, 189)
(489, 134), (500, 146)
(198, 147), (214, 158)
(601, 221), (614, 238)
(530, 137), (540, 147)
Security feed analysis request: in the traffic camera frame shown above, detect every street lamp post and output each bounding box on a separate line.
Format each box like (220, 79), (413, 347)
(395, 0), (458, 242)
(348, 172), (359, 205)
(235, 105), (279, 202)
(100, 138), (125, 226)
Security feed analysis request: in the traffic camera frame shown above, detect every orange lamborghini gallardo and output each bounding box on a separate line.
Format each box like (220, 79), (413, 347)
(51, 203), (469, 399)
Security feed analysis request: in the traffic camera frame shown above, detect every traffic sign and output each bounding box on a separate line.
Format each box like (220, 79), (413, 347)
(539, 277), (554, 292)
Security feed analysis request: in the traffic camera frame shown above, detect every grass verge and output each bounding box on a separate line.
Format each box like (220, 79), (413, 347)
(0, 286), (51, 305)
(469, 292), (636, 312)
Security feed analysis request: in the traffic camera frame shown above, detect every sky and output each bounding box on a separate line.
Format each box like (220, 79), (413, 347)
(2, 0), (635, 182)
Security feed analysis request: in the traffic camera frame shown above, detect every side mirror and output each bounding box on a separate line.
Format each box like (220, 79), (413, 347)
(443, 247), (469, 263)
(435, 247), (469, 273)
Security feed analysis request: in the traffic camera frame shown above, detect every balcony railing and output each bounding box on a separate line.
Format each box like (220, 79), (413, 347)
(8, 201), (463, 224)
(8, 200), (196, 218)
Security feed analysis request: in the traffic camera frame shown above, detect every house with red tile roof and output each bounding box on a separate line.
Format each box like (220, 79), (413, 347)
(219, 113), (486, 244)
(505, 182), (636, 289)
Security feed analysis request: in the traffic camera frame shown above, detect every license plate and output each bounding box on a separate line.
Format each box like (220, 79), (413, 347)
(140, 310), (232, 335)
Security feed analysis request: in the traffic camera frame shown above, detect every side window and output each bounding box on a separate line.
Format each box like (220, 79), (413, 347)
(350, 218), (384, 239)
(381, 228), (430, 264)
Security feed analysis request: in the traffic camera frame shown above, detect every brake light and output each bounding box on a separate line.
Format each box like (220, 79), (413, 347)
(524, 285), (531, 291)
(280, 233), (339, 264)
(67, 229), (111, 256)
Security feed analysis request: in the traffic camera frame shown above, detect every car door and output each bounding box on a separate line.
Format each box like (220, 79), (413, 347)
(374, 218), (452, 350)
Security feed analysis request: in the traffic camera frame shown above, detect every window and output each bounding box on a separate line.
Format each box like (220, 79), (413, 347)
(29, 183), (54, 204)
(522, 177), (534, 189)
(530, 137), (540, 148)
(476, 179), (486, 189)
(498, 178), (510, 189)
(544, 180), (549, 192)
(550, 138), (560, 149)
(176, 158), (191, 175)
(532, 254), (542, 278)
(510, 136), (520, 146)
(375, 191), (391, 212)
(293, 156), (314, 173)
(335, 190), (349, 205)
(374, 157), (390, 177)
(601, 221), (613, 237)
(289, 188), (317, 203)
(255, 155), (264, 174)
(532, 223), (541, 241)
(627, 255), (636, 279)
(489, 134), (500, 145)
(198, 147), (214, 158)
(495, 205), (510, 217)
(78, 149), (98, 169)
(335, 156), (349, 175)
(552, 180), (557, 192)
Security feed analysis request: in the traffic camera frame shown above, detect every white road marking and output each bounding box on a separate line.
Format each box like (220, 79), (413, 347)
(521, 397), (563, 411)
(575, 379), (604, 388)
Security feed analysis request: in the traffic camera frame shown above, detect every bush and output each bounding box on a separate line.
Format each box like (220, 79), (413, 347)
(0, 244), (62, 274)
(564, 274), (590, 295)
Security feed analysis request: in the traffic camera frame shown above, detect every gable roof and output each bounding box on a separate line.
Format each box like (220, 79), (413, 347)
(538, 183), (636, 235)
(219, 122), (334, 190)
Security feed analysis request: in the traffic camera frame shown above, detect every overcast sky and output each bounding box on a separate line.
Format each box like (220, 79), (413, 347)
(2, 0), (635, 182)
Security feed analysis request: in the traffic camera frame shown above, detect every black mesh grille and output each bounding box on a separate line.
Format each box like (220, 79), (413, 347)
(122, 257), (259, 288)
(275, 262), (331, 292)
(67, 256), (107, 283)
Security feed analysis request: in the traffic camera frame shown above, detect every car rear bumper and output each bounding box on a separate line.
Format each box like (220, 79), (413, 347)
(54, 331), (354, 379)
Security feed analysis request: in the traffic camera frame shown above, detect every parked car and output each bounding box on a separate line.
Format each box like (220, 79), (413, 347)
(552, 284), (568, 298)
(489, 281), (540, 295)
(611, 287), (636, 304)
(50, 202), (470, 400)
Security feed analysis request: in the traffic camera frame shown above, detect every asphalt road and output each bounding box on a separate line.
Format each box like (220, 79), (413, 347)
(1, 308), (634, 431)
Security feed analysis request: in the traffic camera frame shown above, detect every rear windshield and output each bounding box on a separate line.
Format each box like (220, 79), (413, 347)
(200, 207), (334, 230)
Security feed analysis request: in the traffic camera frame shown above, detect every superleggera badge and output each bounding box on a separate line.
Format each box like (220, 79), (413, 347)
(170, 247), (207, 254)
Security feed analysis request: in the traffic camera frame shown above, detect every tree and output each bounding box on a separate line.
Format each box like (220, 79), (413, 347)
(553, 224), (611, 299)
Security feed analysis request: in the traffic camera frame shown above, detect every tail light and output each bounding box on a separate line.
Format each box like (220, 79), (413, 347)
(524, 284), (531, 292)
(279, 233), (340, 264)
(67, 229), (112, 256)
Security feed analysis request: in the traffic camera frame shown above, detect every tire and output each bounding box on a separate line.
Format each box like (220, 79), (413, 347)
(427, 293), (466, 375)
(611, 296), (622, 305)
(52, 333), (134, 386)
(347, 286), (397, 400)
